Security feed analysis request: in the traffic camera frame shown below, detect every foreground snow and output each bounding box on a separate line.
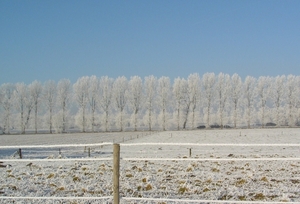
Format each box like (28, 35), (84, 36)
(0, 128), (299, 203)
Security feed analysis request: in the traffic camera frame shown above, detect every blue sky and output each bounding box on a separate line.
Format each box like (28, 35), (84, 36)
(1, 0), (300, 84)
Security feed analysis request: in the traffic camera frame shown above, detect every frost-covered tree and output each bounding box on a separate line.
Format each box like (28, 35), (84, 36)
(144, 75), (157, 131)
(157, 76), (171, 131)
(73, 76), (89, 132)
(270, 75), (286, 126)
(128, 76), (143, 131)
(7, 71), (300, 132)
(216, 73), (230, 128)
(256, 76), (271, 128)
(14, 83), (33, 134)
(88, 76), (100, 132)
(43, 80), (56, 133)
(14, 83), (27, 133)
(286, 75), (298, 127)
(0, 83), (15, 134)
(99, 76), (113, 132)
(230, 74), (242, 128)
(187, 73), (201, 129)
(202, 73), (216, 128)
(173, 77), (186, 130)
(180, 73), (201, 129)
(243, 76), (256, 128)
(295, 76), (300, 126)
(29, 81), (43, 133)
(113, 76), (128, 131)
(56, 79), (72, 132)
(180, 79), (190, 129)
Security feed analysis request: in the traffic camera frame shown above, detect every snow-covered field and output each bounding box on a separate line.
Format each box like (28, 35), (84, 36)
(0, 128), (300, 203)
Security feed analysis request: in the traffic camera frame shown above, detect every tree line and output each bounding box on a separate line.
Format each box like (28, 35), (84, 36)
(0, 73), (299, 134)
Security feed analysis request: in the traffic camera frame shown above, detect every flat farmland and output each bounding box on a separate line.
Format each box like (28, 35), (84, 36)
(0, 128), (299, 203)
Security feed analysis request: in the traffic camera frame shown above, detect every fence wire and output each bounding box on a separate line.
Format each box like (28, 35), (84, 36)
(0, 143), (300, 204)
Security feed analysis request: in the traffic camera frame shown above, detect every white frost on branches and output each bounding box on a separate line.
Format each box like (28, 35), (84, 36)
(128, 76), (143, 131)
(2, 73), (300, 133)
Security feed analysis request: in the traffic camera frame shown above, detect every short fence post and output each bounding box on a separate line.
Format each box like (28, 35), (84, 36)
(113, 143), (120, 204)
(88, 147), (91, 157)
(18, 148), (22, 159)
(189, 148), (192, 157)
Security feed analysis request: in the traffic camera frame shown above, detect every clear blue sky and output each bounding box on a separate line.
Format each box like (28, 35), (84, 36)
(1, 0), (300, 84)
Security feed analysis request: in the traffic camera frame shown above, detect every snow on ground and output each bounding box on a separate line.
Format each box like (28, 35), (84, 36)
(0, 128), (299, 203)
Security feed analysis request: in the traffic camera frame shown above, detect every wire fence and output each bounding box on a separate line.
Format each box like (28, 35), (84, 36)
(0, 142), (300, 203)
(122, 197), (298, 204)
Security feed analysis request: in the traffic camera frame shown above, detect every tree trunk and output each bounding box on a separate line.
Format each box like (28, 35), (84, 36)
(49, 108), (53, 133)
(177, 108), (180, 131)
(247, 107), (251, 129)
(105, 110), (109, 132)
(134, 110), (138, 131)
(82, 107), (85, 132)
(35, 104), (38, 134)
(162, 108), (166, 131)
(62, 104), (66, 132)
(120, 108), (124, 132)
(92, 107), (95, 133)
(206, 101), (211, 128)
(148, 108), (152, 131)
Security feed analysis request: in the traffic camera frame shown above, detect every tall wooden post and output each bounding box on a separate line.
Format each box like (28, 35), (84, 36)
(113, 143), (120, 204)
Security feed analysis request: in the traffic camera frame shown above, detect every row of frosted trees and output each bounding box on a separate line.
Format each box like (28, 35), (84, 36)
(0, 73), (300, 134)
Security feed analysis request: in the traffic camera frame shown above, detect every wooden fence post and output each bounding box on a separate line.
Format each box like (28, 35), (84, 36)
(113, 143), (120, 204)
(18, 148), (22, 159)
